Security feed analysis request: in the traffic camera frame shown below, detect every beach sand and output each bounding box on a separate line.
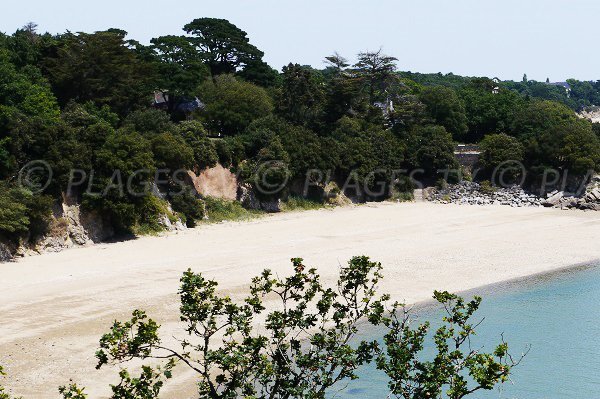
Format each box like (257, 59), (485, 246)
(1, 202), (599, 398)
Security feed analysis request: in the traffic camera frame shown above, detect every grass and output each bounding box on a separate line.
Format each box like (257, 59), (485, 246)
(202, 196), (264, 224)
(281, 196), (328, 212)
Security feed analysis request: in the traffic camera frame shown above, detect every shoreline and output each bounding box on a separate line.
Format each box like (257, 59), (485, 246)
(1, 202), (599, 398)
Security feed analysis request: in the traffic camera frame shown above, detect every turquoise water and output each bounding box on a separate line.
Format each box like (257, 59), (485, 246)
(333, 265), (600, 399)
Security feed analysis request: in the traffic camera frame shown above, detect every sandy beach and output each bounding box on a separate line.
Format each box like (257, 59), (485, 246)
(1, 202), (599, 398)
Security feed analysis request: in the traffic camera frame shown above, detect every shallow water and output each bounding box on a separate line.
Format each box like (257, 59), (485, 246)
(332, 265), (600, 399)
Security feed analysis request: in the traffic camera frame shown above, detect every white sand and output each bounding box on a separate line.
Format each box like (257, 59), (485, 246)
(1, 202), (599, 398)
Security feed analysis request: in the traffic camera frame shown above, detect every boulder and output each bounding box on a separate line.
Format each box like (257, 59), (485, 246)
(542, 191), (564, 207)
(237, 183), (261, 210)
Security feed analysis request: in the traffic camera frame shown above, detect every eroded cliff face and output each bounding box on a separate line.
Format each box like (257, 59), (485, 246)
(579, 107), (600, 123)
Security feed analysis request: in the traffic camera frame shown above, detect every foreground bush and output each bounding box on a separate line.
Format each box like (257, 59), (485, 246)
(0, 257), (521, 399)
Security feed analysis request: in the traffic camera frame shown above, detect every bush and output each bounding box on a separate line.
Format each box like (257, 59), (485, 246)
(199, 75), (274, 135)
(203, 196), (262, 223)
(177, 121), (218, 170)
(169, 188), (205, 227)
(281, 196), (326, 211)
(0, 183), (53, 240)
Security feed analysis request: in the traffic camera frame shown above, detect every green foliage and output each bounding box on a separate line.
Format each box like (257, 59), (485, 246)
(277, 64), (325, 126)
(199, 75), (274, 135)
(58, 383), (87, 399)
(203, 196), (263, 223)
(44, 30), (153, 114)
(184, 18), (264, 76)
(0, 183), (53, 239)
(149, 35), (210, 96)
(407, 125), (459, 180)
(151, 132), (194, 171)
(354, 49), (399, 106)
(376, 291), (523, 399)
(281, 196), (326, 211)
(419, 86), (468, 141)
(122, 109), (174, 136)
(169, 188), (205, 227)
(94, 256), (388, 399)
(479, 133), (524, 175)
(176, 121), (218, 170)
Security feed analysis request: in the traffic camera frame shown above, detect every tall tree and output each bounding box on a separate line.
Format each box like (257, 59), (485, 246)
(149, 35), (210, 96)
(277, 63), (325, 127)
(44, 30), (154, 114)
(354, 49), (398, 105)
(183, 18), (263, 76)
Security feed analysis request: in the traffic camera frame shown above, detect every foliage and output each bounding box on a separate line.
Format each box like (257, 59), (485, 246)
(151, 132), (194, 171)
(44, 30), (153, 114)
(149, 35), (210, 96)
(0, 183), (53, 239)
(199, 75), (274, 135)
(184, 18), (264, 76)
(478, 133), (524, 179)
(277, 64), (325, 127)
(176, 121), (218, 170)
(94, 256), (388, 399)
(377, 291), (524, 399)
(407, 125), (459, 181)
(419, 86), (468, 142)
(281, 196), (326, 211)
(203, 196), (263, 223)
(169, 188), (205, 227)
(354, 49), (399, 106)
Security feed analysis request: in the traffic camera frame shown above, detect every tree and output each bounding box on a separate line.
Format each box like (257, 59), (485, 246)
(354, 49), (398, 105)
(149, 35), (210, 96)
(44, 30), (154, 114)
(478, 133), (524, 183)
(183, 18), (263, 76)
(95, 256), (388, 399)
(377, 291), (524, 399)
(177, 121), (218, 170)
(277, 64), (325, 127)
(237, 59), (279, 88)
(419, 86), (468, 142)
(407, 125), (459, 180)
(199, 75), (273, 135)
(151, 132), (194, 171)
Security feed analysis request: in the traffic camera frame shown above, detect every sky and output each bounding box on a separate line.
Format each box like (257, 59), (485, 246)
(1, 0), (598, 82)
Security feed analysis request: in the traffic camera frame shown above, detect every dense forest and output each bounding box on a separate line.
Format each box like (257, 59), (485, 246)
(1, 19), (600, 243)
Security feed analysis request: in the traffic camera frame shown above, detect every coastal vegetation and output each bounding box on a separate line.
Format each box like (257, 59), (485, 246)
(0, 257), (522, 399)
(1, 18), (600, 245)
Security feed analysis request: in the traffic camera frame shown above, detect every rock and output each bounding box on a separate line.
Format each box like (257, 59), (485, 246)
(324, 182), (352, 206)
(0, 242), (14, 262)
(260, 198), (283, 213)
(542, 191), (564, 207)
(237, 183), (261, 210)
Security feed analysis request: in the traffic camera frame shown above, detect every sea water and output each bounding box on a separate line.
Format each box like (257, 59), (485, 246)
(331, 264), (600, 399)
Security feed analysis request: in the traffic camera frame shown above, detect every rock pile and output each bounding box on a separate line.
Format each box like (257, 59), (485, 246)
(427, 181), (543, 207)
(541, 176), (600, 211)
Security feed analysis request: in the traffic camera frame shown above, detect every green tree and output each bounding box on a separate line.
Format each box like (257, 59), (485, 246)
(199, 75), (273, 135)
(354, 49), (398, 106)
(177, 121), (218, 170)
(419, 86), (468, 142)
(408, 125), (459, 180)
(277, 64), (325, 127)
(183, 18), (263, 76)
(151, 132), (194, 171)
(237, 59), (279, 88)
(149, 35), (210, 96)
(44, 30), (154, 114)
(478, 133), (524, 180)
(377, 291), (524, 399)
(94, 256), (387, 399)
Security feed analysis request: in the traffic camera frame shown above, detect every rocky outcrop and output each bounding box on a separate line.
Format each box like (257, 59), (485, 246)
(237, 183), (282, 213)
(428, 181), (543, 207)
(188, 164), (238, 200)
(541, 175), (600, 210)
(323, 182), (352, 206)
